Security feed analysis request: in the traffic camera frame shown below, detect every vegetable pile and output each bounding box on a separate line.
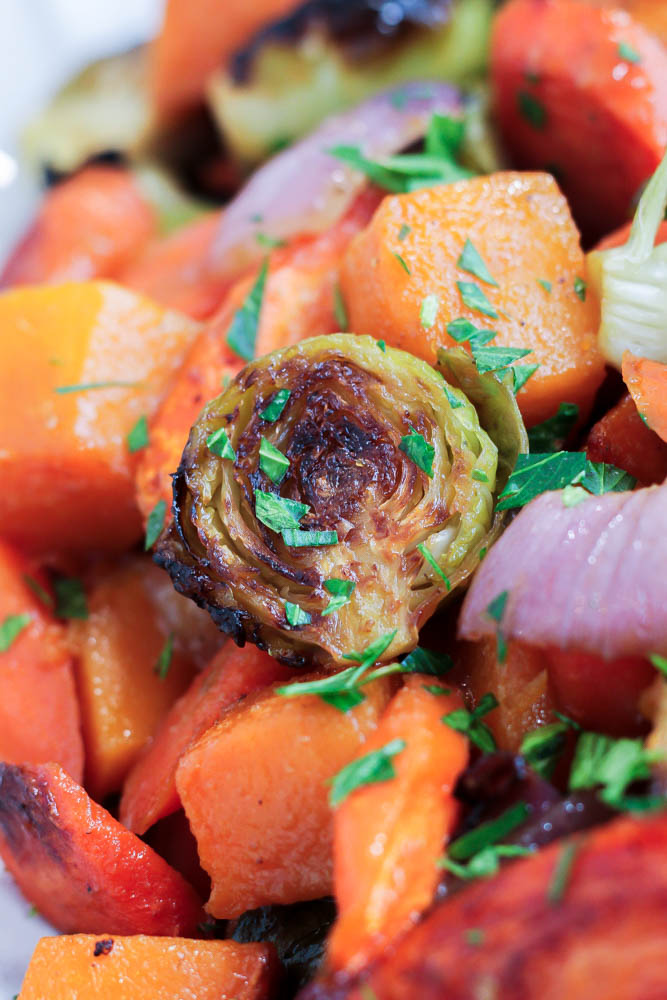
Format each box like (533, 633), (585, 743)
(1, 1), (667, 999)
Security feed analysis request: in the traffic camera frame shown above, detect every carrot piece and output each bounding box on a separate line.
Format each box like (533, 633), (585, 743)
(331, 813), (667, 1000)
(1, 166), (155, 288)
(19, 935), (280, 1000)
(585, 392), (667, 485)
(0, 281), (201, 555)
(120, 644), (293, 834)
(328, 678), (468, 975)
(622, 352), (667, 444)
(68, 555), (221, 802)
(121, 211), (229, 320)
(0, 762), (203, 935)
(546, 648), (655, 737)
(491, 0), (667, 242)
(341, 172), (604, 426)
(135, 188), (379, 518)
(150, 0), (297, 120)
(0, 541), (83, 781)
(176, 675), (395, 918)
(449, 638), (553, 752)
(594, 218), (667, 253)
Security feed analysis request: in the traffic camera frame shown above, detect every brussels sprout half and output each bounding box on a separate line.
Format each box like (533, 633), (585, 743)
(156, 334), (526, 667)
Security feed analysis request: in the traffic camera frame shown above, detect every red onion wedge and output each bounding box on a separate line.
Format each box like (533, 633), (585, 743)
(207, 81), (462, 280)
(459, 483), (667, 660)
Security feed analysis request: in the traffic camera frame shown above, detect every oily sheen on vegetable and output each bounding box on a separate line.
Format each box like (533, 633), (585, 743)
(459, 481), (667, 661)
(156, 334), (527, 666)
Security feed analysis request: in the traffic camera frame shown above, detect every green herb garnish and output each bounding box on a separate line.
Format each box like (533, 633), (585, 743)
(377, 340), (386, 352)
(443, 383), (465, 409)
(255, 491), (308, 532)
(398, 223), (411, 241)
(333, 284), (348, 331)
(55, 380), (137, 394)
(260, 389), (291, 422)
(496, 452), (588, 510)
(650, 653), (667, 678)
(393, 252), (411, 275)
(520, 720), (571, 779)
(255, 232), (286, 248)
(329, 739), (406, 807)
(528, 403), (579, 452)
(569, 731), (662, 810)
(285, 601), (311, 627)
(512, 364), (540, 394)
(322, 579), (356, 617)
(442, 692), (499, 753)
(547, 840), (580, 905)
(0, 613), (31, 653)
(457, 239), (498, 286)
(441, 844), (532, 880)
(457, 281), (498, 319)
(471, 344), (532, 373)
(472, 469), (489, 483)
(207, 427), (236, 461)
(617, 41), (641, 64)
(227, 257), (269, 361)
(578, 461), (636, 495)
(517, 91), (547, 129)
(400, 646), (454, 676)
(145, 499), (167, 550)
(574, 276), (587, 302)
(447, 801), (530, 862)
(23, 574), (53, 608)
(155, 633), (174, 679)
(259, 438), (289, 485)
(537, 278), (552, 294)
(126, 415), (149, 453)
(417, 542), (451, 590)
(420, 294), (439, 329)
(281, 529), (338, 547)
(399, 426), (434, 477)
(54, 577), (88, 620)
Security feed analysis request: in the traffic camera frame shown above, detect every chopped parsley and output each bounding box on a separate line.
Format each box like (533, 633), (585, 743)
(650, 653), (667, 678)
(260, 389), (291, 422)
(447, 317), (497, 349)
(420, 294), (440, 330)
(398, 223), (411, 241)
(517, 90), (547, 129)
(23, 574), (53, 608)
(322, 579), (356, 617)
(0, 613), (32, 653)
(417, 542), (451, 590)
(569, 731), (663, 810)
(145, 499), (167, 550)
(399, 426), (434, 477)
(155, 633), (174, 680)
(497, 452), (636, 511)
(442, 692), (499, 753)
(343, 631), (398, 671)
(527, 402), (579, 452)
(255, 491), (308, 532)
(442, 801), (530, 876)
(329, 739), (406, 807)
(259, 438), (289, 485)
(579, 461), (636, 495)
(126, 415), (149, 453)
(281, 529), (338, 547)
(441, 843), (532, 880)
(285, 601), (311, 627)
(547, 840), (581, 905)
(443, 383), (465, 409)
(457, 239), (498, 287)
(520, 719), (572, 779)
(617, 41), (641, 64)
(207, 427), (236, 461)
(486, 591), (509, 663)
(54, 577), (88, 620)
(401, 646), (454, 676)
(472, 469), (489, 483)
(537, 278), (552, 294)
(393, 252), (411, 275)
(573, 276), (587, 302)
(227, 257), (269, 361)
(55, 380), (137, 394)
(471, 344), (532, 373)
(377, 340), (386, 353)
(457, 281), (499, 319)
(255, 232), (286, 249)
(333, 284), (348, 331)
(512, 364), (539, 393)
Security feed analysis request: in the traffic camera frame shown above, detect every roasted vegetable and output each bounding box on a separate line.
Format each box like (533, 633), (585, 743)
(622, 353), (667, 444)
(19, 935), (279, 1000)
(208, 0), (494, 162)
(585, 392), (667, 485)
(157, 335), (526, 667)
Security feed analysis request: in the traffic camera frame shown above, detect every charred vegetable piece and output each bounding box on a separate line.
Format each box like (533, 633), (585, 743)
(157, 335), (526, 666)
(208, 0), (494, 162)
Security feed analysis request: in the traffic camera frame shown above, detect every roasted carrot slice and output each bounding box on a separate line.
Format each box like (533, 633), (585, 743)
(0, 281), (201, 555)
(19, 935), (280, 1000)
(120, 644), (293, 834)
(135, 188), (379, 519)
(121, 211), (229, 320)
(150, 0), (297, 120)
(177, 675), (395, 918)
(328, 678), (468, 975)
(491, 0), (667, 241)
(341, 172), (604, 426)
(621, 352), (667, 444)
(68, 555), (221, 802)
(585, 392), (667, 485)
(320, 813), (667, 1000)
(1, 166), (155, 288)
(0, 541), (83, 781)
(0, 763), (203, 935)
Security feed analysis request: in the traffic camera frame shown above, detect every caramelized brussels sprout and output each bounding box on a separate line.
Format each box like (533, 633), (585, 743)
(156, 335), (526, 667)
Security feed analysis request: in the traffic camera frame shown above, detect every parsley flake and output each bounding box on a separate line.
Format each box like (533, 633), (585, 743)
(281, 529), (338, 547)
(333, 284), (348, 331)
(420, 294), (440, 329)
(537, 278), (552, 293)
(23, 574), (53, 608)
(322, 579), (356, 617)
(329, 739), (405, 807)
(579, 461), (636, 495)
(472, 469), (489, 483)
(528, 402), (579, 452)
(55, 380), (137, 394)
(443, 383), (465, 409)
(126, 415), (149, 453)
(442, 692), (499, 753)
(399, 426), (434, 477)
(255, 232), (286, 249)
(617, 41), (641, 64)
(512, 364), (540, 393)
(569, 731), (661, 810)
(517, 90), (547, 129)
(54, 577), (88, 620)
(145, 499), (167, 550)
(393, 252), (411, 275)
(520, 720), (571, 779)
(441, 843), (532, 880)
(457, 281), (498, 319)
(547, 840), (581, 905)
(471, 344), (532, 374)
(398, 223), (411, 241)
(400, 646), (453, 676)
(285, 601), (311, 627)
(227, 258), (269, 361)
(562, 485), (588, 508)
(207, 427), (236, 461)
(260, 389), (291, 422)
(255, 491), (308, 532)
(457, 239), (498, 286)
(574, 276), (587, 302)
(259, 438), (289, 485)
(496, 452), (588, 510)
(0, 613), (31, 653)
(486, 591), (509, 624)
(650, 653), (667, 678)
(377, 340), (386, 352)
(155, 633), (174, 680)
(446, 801), (530, 862)
(417, 542), (451, 590)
